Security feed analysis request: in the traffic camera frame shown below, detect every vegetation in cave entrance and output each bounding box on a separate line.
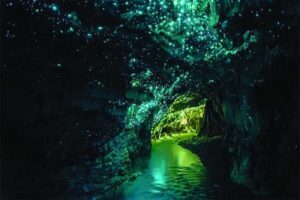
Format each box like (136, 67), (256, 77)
(151, 94), (206, 140)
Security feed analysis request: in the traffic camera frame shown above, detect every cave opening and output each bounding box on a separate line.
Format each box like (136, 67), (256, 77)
(123, 93), (211, 199)
(122, 94), (252, 200)
(151, 93), (206, 141)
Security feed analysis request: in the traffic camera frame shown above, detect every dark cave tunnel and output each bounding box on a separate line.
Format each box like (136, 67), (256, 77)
(1, 0), (299, 199)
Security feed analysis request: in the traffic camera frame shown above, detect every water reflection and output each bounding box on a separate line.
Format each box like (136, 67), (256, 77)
(123, 141), (208, 200)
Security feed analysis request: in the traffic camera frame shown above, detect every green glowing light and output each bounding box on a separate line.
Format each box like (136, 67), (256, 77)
(123, 140), (206, 199)
(120, 0), (255, 63)
(151, 94), (205, 139)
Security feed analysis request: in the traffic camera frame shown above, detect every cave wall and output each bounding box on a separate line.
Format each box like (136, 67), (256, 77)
(1, 3), (152, 198)
(221, 56), (299, 197)
(197, 1), (300, 197)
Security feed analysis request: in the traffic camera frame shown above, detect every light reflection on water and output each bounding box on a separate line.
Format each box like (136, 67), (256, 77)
(123, 141), (209, 200)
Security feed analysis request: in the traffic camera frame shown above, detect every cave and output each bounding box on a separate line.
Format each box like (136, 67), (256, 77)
(1, 0), (299, 199)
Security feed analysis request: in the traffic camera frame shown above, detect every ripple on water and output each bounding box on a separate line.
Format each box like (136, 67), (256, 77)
(123, 141), (210, 200)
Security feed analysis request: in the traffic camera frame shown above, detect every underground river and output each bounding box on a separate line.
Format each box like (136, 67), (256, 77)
(123, 140), (208, 200)
(116, 137), (255, 200)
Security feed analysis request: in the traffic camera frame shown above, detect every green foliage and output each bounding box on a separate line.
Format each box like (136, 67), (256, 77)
(151, 94), (205, 139)
(169, 93), (203, 113)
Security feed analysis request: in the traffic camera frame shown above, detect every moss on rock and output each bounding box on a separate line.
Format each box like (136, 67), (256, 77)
(169, 94), (203, 113)
(151, 94), (205, 139)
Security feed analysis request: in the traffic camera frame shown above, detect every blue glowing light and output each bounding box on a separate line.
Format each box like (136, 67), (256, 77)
(51, 4), (58, 12)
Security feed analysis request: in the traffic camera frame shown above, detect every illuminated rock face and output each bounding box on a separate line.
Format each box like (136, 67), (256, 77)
(151, 94), (205, 139)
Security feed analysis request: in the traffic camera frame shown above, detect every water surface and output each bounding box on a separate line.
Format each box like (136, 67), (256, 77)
(123, 141), (211, 200)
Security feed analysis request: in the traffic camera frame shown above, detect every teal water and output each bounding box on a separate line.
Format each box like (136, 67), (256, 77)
(123, 141), (211, 200)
